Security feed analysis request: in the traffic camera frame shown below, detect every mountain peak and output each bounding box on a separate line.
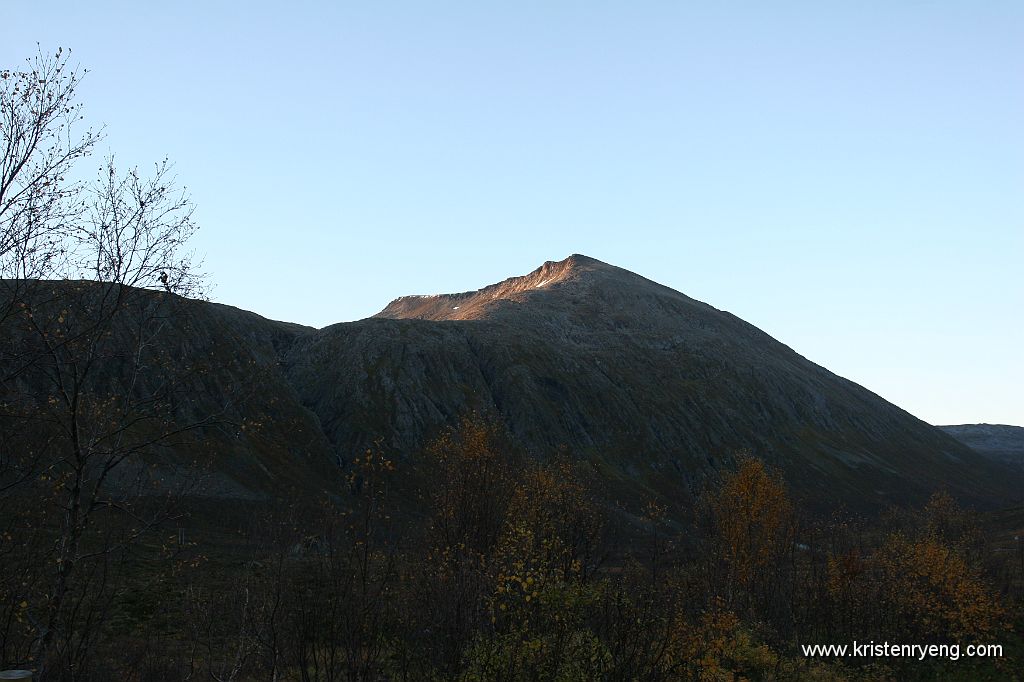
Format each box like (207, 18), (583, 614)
(374, 254), (616, 321)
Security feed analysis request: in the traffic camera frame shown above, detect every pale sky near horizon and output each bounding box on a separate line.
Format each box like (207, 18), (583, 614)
(4, 2), (1021, 426)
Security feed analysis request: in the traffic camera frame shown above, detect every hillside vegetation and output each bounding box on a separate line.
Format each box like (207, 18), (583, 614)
(5, 417), (1023, 680)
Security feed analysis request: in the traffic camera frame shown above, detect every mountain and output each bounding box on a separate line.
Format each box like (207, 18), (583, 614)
(281, 255), (1020, 511)
(0, 280), (339, 502)
(940, 424), (1024, 468)
(4, 257), (1019, 513)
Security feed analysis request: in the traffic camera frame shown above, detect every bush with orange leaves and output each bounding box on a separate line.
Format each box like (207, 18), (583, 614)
(822, 492), (1007, 647)
(702, 456), (796, 612)
(663, 597), (787, 682)
(872, 531), (1007, 643)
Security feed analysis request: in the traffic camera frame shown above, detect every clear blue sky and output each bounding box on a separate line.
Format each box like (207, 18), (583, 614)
(5, 1), (1021, 426)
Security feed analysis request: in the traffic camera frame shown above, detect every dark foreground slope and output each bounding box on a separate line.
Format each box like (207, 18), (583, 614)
(0, 281), (340, 502)
(283, 255), (1021, 511)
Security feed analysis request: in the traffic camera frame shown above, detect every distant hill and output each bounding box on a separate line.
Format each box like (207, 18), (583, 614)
(5, 257), (1021, 514)
(939, 424), (1024, 468)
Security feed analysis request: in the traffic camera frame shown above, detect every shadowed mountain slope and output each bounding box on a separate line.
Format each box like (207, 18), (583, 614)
(0, 281), (339, 501)
(282, 255), (1021, 511)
